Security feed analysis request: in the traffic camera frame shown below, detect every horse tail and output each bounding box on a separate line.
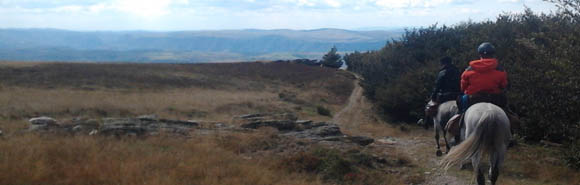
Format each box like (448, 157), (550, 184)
(440, 110), (497, 170)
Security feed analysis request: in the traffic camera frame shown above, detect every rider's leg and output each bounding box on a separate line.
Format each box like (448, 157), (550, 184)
(454, 95), (469, 144)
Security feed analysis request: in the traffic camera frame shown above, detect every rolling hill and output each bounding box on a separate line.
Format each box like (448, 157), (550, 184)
(0, 28), (403, 63)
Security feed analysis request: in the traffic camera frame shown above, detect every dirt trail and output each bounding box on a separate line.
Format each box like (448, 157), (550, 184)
(332, 73), (468, 185)
(331, 74), (366, 134)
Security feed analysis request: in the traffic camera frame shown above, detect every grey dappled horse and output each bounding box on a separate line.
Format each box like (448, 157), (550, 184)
(441, 103), (511, 185)
(433, 100), (458, 156)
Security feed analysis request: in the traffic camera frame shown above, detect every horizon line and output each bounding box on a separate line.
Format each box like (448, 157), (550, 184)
(0, 27), (409, 32)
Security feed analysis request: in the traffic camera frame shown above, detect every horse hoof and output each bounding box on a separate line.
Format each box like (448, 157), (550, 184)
(436, 150), (443, 157)
(459, 163), (472, 170)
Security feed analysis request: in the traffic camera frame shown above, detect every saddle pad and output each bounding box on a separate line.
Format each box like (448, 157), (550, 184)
(445, 114), (461, 136)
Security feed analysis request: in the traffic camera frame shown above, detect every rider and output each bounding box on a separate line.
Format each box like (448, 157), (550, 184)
(447, 42), (508, 140)
(423, 56), (461, 129)
(460, 42), (508, 111)
(431, 56), (461, 103)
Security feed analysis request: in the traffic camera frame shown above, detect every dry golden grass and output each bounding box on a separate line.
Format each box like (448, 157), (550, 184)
(0, 87), (282, 121)
(0, 131), (325, 185)
(499, 144), (580, 185)
(0, 62), (353, 122)
(0, 61), (355, 185)
(0, 61), (43, 67)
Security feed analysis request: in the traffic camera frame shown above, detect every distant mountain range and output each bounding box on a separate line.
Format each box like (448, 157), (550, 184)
(0, 28), (404, 63)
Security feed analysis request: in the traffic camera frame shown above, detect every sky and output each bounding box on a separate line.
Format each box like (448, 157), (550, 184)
(0, 0), (558, 31)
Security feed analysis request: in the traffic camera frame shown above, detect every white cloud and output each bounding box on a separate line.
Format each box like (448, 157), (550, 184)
(111, 0), (174, 17)
(0, 0), (192, 17)
(0, 0), (559, 30)
(407, 8), (432, 16)
(53, 5), (84, 13)
(88, 3), (108, 13)
(459, 7), (481, 14)
(497, 0), (520, 2)
(297, 0), (316, 7)
(375, 0), (410, 8)
(374, 0), (455, 9)
(423, 0), (454, 7)
(324, 0), (341, 8)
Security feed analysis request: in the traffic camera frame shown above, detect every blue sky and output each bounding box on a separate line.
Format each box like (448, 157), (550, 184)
(0, 0), (558, 31)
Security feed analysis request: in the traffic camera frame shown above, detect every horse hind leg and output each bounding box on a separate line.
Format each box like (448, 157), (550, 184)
(477, 167), (485, 185)
(435, 127), (443, 156)
(489, 146), (507, 185)
(443, 132), (451, 153)
(472, 152), (485, 185)
(489, 158), (499, 185)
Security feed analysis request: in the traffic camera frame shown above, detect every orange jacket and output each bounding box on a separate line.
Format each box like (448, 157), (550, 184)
(461, 58), (507, 95)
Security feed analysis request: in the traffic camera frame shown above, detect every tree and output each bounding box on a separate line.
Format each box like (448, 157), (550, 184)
(546, 0), (580, 21)
(321, 46), (343, 68)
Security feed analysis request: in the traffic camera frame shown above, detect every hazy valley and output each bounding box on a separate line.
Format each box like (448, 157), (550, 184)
(0, 28), (403, 63)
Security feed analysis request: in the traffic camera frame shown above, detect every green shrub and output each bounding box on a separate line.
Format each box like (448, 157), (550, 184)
(279, 147), (355, 182)
(563, 142), (580, 170)
(345, 5), (580, 144)
(316, 106), (331, 116)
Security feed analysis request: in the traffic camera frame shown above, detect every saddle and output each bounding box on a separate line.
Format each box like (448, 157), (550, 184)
(445, 110), (520, 137)
(445, 114), (462, 137)
(445, 93), (521, 137)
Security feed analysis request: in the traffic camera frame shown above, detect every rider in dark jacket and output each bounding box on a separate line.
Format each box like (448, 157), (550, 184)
(431, 56), (461, 103)
(423, 57), (461, 129)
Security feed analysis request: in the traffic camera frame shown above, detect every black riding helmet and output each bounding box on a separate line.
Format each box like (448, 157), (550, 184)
(440, 56), (452, 65)
(477, 42), (495, 56)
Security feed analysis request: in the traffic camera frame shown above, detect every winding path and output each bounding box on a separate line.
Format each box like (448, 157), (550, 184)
(331, 73), (366, 134)
(332, 72), (468, 185)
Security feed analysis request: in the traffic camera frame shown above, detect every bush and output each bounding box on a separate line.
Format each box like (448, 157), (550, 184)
(345, 5), (580, 143)
(316, 106), (331, 116)
(279, 148), (355, 182)
(563, 142), (580, 170)
(321, 46), (344, 68)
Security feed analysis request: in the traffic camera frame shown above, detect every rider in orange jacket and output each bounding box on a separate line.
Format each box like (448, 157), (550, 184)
(447, 42), (510, 144)
(458, 42), (508, 112)
(461, 45), (508, 96)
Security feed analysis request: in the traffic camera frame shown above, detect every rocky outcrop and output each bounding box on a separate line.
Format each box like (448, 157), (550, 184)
(347, 136), (375, 146)
(99, 117), (199, 136)
(27, 116), (200, 136)
(236, 113), (298, 122)
(29, 116), (60, 131)
(236, 113), (374, 146)
(26, 113), (374, 146)
(240, 120), (297, 131)
(237, 113), (301, 131)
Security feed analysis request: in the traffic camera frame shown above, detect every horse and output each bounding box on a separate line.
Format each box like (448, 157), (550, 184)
(433, 100), (458, 156)
(440, 103), (512, 185)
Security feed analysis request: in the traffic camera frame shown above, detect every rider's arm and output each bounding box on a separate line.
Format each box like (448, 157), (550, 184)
(431, 70), (446, 99)
(499, 71), (508, 91)
(460, 71), (469, 93)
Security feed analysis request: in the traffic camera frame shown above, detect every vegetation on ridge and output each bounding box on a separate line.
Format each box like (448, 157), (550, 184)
(344, 1), (580, 169)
